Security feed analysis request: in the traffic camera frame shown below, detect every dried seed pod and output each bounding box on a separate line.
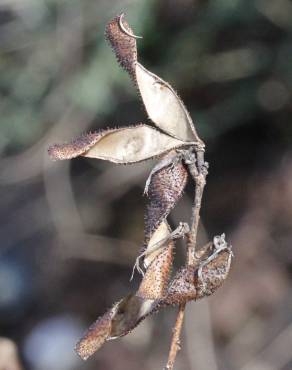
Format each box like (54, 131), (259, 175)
(143, 220), (171, 268)
(163, 266), (197, 306)
(75, 239), (232, 360)
(137, 225), (174, 300)
(76, 294), (158, 360)
(144, 154), (188, 244)
(105, 14), (137, 78)
(48, 131), (106, 160)
(161, 241), (233, 306)
(48, 125), (191, 163)
(196, 247), (232, 299)
(76, 304), (117, 360)
(135, 63), (203, 144)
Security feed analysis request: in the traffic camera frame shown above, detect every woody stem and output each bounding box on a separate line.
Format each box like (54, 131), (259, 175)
(165, 150), (208, 370)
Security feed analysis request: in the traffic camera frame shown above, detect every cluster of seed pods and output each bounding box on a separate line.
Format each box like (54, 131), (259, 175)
(48, 14), (233, 361)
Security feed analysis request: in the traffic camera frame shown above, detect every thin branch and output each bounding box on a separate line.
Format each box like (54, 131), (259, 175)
(187, 152), (208, 265)
(165, 303), (186, 370)
(165, 150), (208, 369)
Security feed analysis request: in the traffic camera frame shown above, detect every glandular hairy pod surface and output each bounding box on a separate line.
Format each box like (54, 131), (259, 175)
(75, 238), (232, 361)
(76, 295), (158, 360)
(105, 14), (137, 78)
(144, 155), (188, 244)
(164, 242), (233, 306)
(137, 234), (174, 299)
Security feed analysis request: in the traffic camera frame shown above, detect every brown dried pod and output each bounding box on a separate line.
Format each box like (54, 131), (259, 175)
(144, 153), (188, 244)
(196, 246), (233, 299)
(163, 266), (197, 306)
(105, 14), (204, 145)
(76, 294), (158, 360)
(105, 14), (138, 78)
(76, 304), (116, 360)
(137, 225), (174, 300)
(162, 241), (233, 306)
(75, 238), (232, 360)
(135, 63), (203, 144)
(48, 125), (191, 163)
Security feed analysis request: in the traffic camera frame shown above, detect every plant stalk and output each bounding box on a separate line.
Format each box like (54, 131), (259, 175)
(165, 150), (208, 370)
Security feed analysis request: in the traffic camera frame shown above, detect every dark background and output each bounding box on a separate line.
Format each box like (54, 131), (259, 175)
(0, 0), (292, 369)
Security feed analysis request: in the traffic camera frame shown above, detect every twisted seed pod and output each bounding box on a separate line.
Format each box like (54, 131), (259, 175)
(163, 266), (197, 306)
(162, 245), (233, 306)
(75, 241), (232, 360)
(105, 14), (137, 78)
(196, 248), (233, 299)
(137, 239), (174, 300)
(76, 294), (159, 360)
(144, 156), (188, 245)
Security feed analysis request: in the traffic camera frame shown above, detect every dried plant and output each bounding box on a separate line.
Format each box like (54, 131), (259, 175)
(48, 14), (233, 370)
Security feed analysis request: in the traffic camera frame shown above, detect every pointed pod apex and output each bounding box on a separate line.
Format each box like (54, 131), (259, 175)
(48, 132), (103, 160)
(75, 294), (158, 360)
(75, 305), (117, 360)
(105, 14), (138, 78)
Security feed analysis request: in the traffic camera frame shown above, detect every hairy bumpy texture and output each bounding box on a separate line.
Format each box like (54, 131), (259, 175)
(144, 160), (188, 245)
(76, 294), (159, 361)
(163, 266), (197, 306)
(137, 239), (174, 300)
(75, 242), (232, 361)
(162, 246), (233, 306)
(76, 306), (116, 360)
(105, 14), (137, 78)
(48, 131), (106, 160)
(196, 249), (232, 299)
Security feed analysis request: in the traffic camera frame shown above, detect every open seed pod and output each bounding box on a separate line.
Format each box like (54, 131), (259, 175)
(135, 63), (203, 143)
(48, 125), (192, 163)
(104, 14), (203, 145)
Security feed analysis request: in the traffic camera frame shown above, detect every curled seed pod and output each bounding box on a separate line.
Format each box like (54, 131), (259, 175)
(144, 154), (188, 245)
(161, 242), (233, 306)
(196, 247), (233, 299)
(163, 266), (197, 306)
(75, 239), (232, 360)
(137, 238), (174, 300)
(105, 14), (138, 78)
(76, 304), (117, 360)
(76, 294), (158, 360)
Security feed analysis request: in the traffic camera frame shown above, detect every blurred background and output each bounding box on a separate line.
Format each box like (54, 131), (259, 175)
(0, 0), (292, 369)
